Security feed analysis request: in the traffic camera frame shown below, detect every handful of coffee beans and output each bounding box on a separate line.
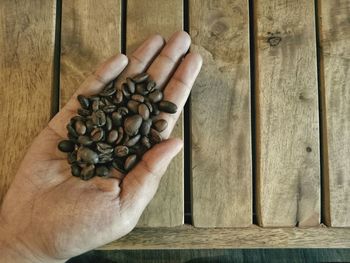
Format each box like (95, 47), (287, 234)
(58, 72), (177, 180)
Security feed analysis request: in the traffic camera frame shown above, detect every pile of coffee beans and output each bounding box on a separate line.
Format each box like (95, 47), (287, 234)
(57, 72), (177, 180)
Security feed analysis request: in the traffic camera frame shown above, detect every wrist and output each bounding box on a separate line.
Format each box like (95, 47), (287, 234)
(0, 218), (66, 263)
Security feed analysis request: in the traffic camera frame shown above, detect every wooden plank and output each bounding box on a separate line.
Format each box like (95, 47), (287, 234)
(318, 0), (350, 227)
(255, 0), (320, 226)
(190, 0), (252, 227)
(127, 0), (184, 227)
(60, 0), (121, 106)
(0, 0), (56, 203)
(100, 225), (350, 249)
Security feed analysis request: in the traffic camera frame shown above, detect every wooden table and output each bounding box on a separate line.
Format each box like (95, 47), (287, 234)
(1, 0), (349, 249)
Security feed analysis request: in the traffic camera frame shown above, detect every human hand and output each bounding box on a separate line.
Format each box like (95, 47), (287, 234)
(0, 31), (202, 262)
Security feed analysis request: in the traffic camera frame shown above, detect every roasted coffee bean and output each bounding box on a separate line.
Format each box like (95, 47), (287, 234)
(78, 108), (91, 117)
(77, 95), (90, 109)
(107, 130), (118, 144)
(141, 136), (151, 149)
(118, 106), (129, 116)
(106, 116), (112, 131)
(97, 142), (113, 154)
(153, 119), (168, 132)
(148, 90), (163, 103)
(112, 159), (126, 174)
(149, 128), (162, 144)
(92, 110), (106, 126)
(77, 147), (99, 164)
(68, 151), (78, 164)
(67, 123), (79, 138)
(124, 115), (142, 136)
(136, 83), (148, 95)
(81, 164), (95, 180)
(131, 94), (144, 103)
(124, 154), (138, 171)
(146, 80), (156, 92)
(71, 164), (81, 177)
(152, 103), (160, 115)
(114, 90), (123, 104)
(78, 135), (93, 146)
(126, 78), (135, 93)
(92, 99), (100, 111)
(98, 153), (113, 163)
(140, 119), (152, 136)
(70, 115), (85, 123)
(158, 100), (177, 114)
(114, 145), (129, 157)
(132, 72), (149, 83)
(101, 96), (113, 106)
(91, 128), (104, 142)
(115, 127), (124, 145)
(112, 112), (123, 127)
(85, 119), (95, 133)
(122, 134), (130, 145)
(138, 103), (150, 120)
(122, 83), (131, 98)
(96, 166), (110, 177)
(74, 120), (86, 135)
(58, 140), (75, 153)
(145, 101), (153, 113)
(127, 100), (140, 113)
(99, 82), (116, 96)
(125, 134), (141, 147)
(130, 143), (147, 157)
(103, 104), (117, 113)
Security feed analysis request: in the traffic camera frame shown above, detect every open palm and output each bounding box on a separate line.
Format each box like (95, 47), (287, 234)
(0, 31), (202, 262)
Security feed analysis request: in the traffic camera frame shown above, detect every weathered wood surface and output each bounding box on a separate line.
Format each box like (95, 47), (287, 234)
(318, 0), (350, 227)
(255, 0), (320, 227)
(0, 0), (56, 203)
(60, 0), (121, 106)
(101, 225), (350, 249)
(127, 0), (184, 227)
(190, 0), (252, 227)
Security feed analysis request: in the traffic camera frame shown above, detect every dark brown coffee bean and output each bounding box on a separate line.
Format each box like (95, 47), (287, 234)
(118, 106), (129, 116)
(71, 164), (81, 177)
(138, 103), (150, 120)
(81, 164), (95, 180)
(97, 142), (114, 154)
(92, 99), (100, 111)
(106, 116), (112, 131)
(78, 108), (91, 117)
(146, 80), (156, 92)
(153, 119), (168, 132)
(99, 154), (113, 163)
(112, 159), (126, 174)
(126, 78), (136, 93)
(96, 166), (110, 177)
(122, 83), (131, 98)
(132, 72), (149, 83)
(131, 94), (144, 103)
(127, 100), (140, 113)
(114, 90), (123, 104)
(67, 123), (79, 138)
(77, 147), (99, 164)
(91, 128), (104, 142)
(99, 82), (116, 96)
(159, 100), (177, 114)
(152, 103), (160, 115)
(115, 127), (124, 145)
(114, 145), (129, 157)
(92, 110), (106, 126)
(125, 134), (141, 147)
(112, 112), (123, 127)
(140, 119), (152, 136)
(77, 95), (90, 109)
(58, 140), (75, 153)
(141, 136), (151, 149)
(124, 115), (143, 136)
(148, 90), (163, 103)
(149, 128), (162, 144)
(68, 151), (78, 164)
(101, 96), (113, 106)
(124, 154), (138, 171)
(136, 83), (148, 95)
(78, 135), (93, 146)
(145, 101), (153, 113)
(85, 119), (95, 133)
(103, 104), (117, 113)
(74, 120), (86, 135)
(107, 130), (119, 144)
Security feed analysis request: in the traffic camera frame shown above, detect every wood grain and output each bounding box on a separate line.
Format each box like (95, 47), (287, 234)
(318, 0), (350, 227)
(60, 0), (121, 106)
(255, 0), (320, 227)
(190, 0), (252, 227)
(0, 0), (56, 204)
(101, 225), (350, 249)
(127, 0), (184, 227)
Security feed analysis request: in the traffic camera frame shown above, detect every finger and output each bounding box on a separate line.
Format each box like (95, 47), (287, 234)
(115, 34), (165, 87)
(119, 138), (183, 216)
(49, 54), (128, 138)
(156, 52), (202, 139)
(147, 31), (191, 89)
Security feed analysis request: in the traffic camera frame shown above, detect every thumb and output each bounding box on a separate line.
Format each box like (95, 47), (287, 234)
(119, 138), (183, 217)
